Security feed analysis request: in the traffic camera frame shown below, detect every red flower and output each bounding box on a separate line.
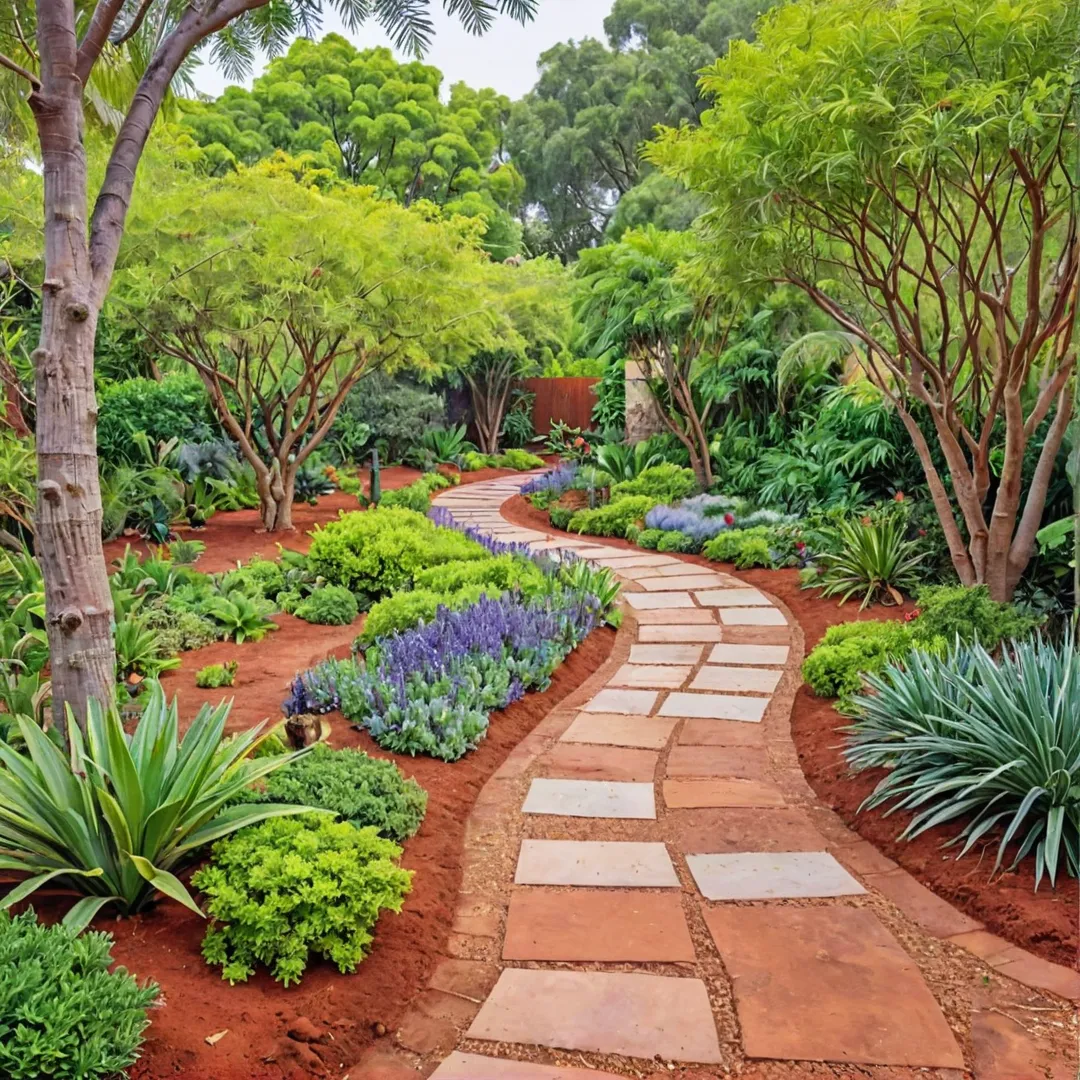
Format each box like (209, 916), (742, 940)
(894, 490), (905, 502)
(918, 528), (927, 537)
(796, 541), (806, 552)
(573, 436), (584, 447)
(904, 608), (921, 622)
(582, 442), (591, 453)
(724, 512), (735, 525)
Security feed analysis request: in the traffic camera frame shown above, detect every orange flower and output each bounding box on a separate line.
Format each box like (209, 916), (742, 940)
(573, 436), (584, 447)
(861, 515), (872, 526)
(894, 491), (905, 502)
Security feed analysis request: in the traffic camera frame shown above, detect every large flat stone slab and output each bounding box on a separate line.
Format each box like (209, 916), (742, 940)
(468, 969), (723, 1063)
(634, 608), (718, 625)
(666, 745), (770, 780)
(541, 743), (658, 782)
(503, 889), (695, 962)
(640, 624), (723, 643)
(703, 906), (964, 1068)
(718, 607), (787, 626)
(625, 591), (695, 610)
(659, 692), (768, 723)
(694, 588), (771, 606)
(610, 663), (692, 689)
(688, 851), (865, 899)
(629, 643), (705, 665)
(664, 778), (785, 808)
(708, 643), (789, 666)
(671, 807), (825, 854)
(515, 839), (679, 887)
(641, 575), (724, 591)
(581, 688), (658, 714)
(678, 718), (766, 746)
(522, 778), (656, 819)
(690, 666), (782, 694)
(432, 1053), (625, 1080)
(560, 712), (677, 750)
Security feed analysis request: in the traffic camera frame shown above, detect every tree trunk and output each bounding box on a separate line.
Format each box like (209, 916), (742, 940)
(0, 354), (30, 436)
(256, 461), (294, 531)
(31, 44), (116, 727)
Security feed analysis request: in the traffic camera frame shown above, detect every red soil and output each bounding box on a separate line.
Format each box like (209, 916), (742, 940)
(502, 493), (1080, 971)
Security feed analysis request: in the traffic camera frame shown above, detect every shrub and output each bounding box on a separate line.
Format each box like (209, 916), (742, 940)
(308, 509), (486, 595)
(359, 584), (488, 644)
(246, 743), (427, 842)
(802, 619), (914, 698)
(703, 526), (769, 562)
(97, 373), (213, 466)
(195, 660), (238, 688)
(142, 604), (220, 654)
(611, 463), (697, 504)
(568, 495), (656, 538)
(0, 685), (310, 929)
(635, 527), (665, 549)
(331, 372), (445, 463)
(220, 558), (286, 601)
(846, 635), (1080, 887)
(0, 909), (159, 1080)
(549, 505), (574, 530)
(194, 815), (412, 985)
(294, 584), (360, 626)
(656, 530), (701, 554)
(413, 554), (547, 600)
(378, 479), (432, 513)
(810, 516), (926, 609)
(496, 448), (546, 470)
(202, 592), (278, 643)
(463, 450), (496, 470)
(168, 538), (205, 565)
(909, 584), (1038, 651)
(734, 536), (775, 569)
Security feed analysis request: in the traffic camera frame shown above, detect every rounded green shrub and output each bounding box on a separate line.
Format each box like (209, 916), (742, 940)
(413, 554), (547, 599)
(702, 526), (772, 563)
(802, 619), (914, 698)
(656, 530), (700, 554)
(0, 909), (159, 1080)
(193, 815), (412, 986)
(308, 508), (487, 594)
(249, 743), (427, 842)
(567, 495), (656, 538)
(359, 584), (487, 644)
(549, 505), (574, 530)
(293, 584), (360, 625)
(734, 537), (774, 569)
(496, 449), (546, 470)
(221, 558), (286, 601)
(610, 463), (697, 503)
(635, 527), (665, 550)
(909, 584), (1038, 650)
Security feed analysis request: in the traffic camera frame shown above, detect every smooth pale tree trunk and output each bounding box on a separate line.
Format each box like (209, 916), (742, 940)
(256, 462), (295, 532)
(32, 47), (116, 726)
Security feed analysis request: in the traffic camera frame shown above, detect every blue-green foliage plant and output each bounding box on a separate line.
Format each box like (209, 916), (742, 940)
(845, 635), (1080, 888)
(0, 909), (159, 1080)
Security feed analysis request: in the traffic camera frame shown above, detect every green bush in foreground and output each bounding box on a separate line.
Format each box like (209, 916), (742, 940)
(246, 743), (427, 842)
(195, 660), (238, 688)
(293, 584), (360, 625)
(0, 909), (159, 1080)
(802, 619), (914, 699)
(194, 815), (412, 986)
(846, 635), (1080, 887)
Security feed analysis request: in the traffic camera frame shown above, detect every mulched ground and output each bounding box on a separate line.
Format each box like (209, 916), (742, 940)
(502, 493), (1079, 972)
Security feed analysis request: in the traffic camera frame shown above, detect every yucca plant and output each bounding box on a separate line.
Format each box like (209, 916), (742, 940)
(594, 441), (663, 482)
(420, 424), (474, 465)
(114, 614), (180, 680)
(0, 684), (317, 932)
(811, 515), (925, 609)
(845, 634), (1080, 888)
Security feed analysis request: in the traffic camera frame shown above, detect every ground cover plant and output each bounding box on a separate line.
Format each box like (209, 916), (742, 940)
(0, 909), (159, 1080)
(193, 815), (412, 986)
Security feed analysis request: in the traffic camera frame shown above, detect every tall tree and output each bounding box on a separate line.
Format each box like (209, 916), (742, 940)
(0, 0), (537, 726)
(117, 167), (492, 529)
(649, 0), (1079, 600)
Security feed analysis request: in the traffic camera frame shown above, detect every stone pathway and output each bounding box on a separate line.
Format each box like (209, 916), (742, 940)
(364, 475), (1079, 1080)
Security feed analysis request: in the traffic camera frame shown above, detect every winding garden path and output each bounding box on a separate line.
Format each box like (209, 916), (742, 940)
(362, 474), (1079, 1080)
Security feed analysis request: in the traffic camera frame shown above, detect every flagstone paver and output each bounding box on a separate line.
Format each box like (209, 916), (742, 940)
(639, 623), (723, 642)
(663, 777), (786, 808)
(666, 744), (771, 780)
(522, 778), (656, 819)
(467, 969), (724, 1063)
(703, 906), (965, 1068)
(689, 665), (783, 694)
(707, 642), (790, 665)
(659, 691), (768, 722)
(514, 839), (679, 887)
(688, 851), (866, 900)
(413, 476), (1057, 1080)
(623, 591), (695, 610)
(628, 643), (705, 664)
(539, 743), (659, 782)
(502, 889), (695, 962)
(609, 662), (692, 688)
(559, 711), (678, 749)
(580, 687), (658, 714)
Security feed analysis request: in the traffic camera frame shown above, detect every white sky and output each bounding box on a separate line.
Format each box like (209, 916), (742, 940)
(191, 0), (613, 101)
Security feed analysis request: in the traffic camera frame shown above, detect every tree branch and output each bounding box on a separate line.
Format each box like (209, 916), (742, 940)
(0, 50), (39, 88)
(76, 0), (128, 83)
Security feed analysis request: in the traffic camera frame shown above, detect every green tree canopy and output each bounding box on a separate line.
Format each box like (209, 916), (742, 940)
(648, 0), (1080, 598)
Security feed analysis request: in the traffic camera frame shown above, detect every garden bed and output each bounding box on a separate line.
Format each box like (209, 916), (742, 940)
(26, 620), (615, 1080)
(503, 493), (1079, 971)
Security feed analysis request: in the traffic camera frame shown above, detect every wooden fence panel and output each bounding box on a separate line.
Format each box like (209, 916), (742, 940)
(520, 377), (599, 435)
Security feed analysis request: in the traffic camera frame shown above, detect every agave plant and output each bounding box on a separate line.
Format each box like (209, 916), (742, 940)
(845, 635), (1080, 888)
(420, 424), (474, 465)
(594, 440), (663, 482)
(0, 685), (317, 931)
(202, 591), (278, 643)
(812, 515), (925, 609)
